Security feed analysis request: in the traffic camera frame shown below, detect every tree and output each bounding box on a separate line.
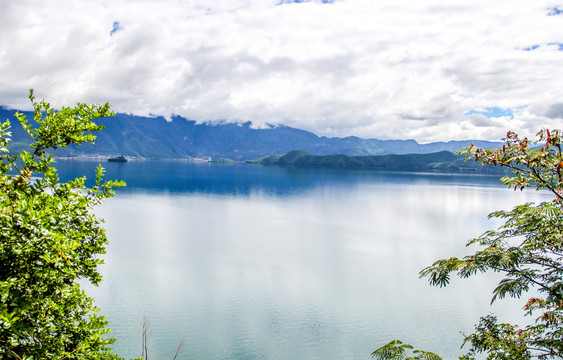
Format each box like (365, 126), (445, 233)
(373, 129), (563, 359)
(0, 90), (126, 359)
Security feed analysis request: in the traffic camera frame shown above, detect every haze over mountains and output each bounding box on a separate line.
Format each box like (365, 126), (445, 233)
(1, 107), (501, 161)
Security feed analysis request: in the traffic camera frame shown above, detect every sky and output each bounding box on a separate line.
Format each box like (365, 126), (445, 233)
(0, 0), (562, 142)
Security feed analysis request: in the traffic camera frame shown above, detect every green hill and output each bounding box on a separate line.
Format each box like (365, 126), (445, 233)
(248, 150), (504, 173)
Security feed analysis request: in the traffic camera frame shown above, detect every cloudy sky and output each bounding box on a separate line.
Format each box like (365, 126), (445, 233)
(1, 0), (562, 142)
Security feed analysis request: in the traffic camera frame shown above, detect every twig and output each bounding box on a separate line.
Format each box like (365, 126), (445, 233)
(172, 339), (185, 360)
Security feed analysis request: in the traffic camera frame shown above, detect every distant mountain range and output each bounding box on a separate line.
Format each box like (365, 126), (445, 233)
(0, 107), (501, 160)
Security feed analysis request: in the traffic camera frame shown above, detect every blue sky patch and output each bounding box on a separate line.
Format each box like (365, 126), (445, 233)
(548, 7), (563, 16)
(522, 43), (563, 51)
(465, 107), (514, 119)
(523, 44), (540, 51)
(110, 21), (122, 36)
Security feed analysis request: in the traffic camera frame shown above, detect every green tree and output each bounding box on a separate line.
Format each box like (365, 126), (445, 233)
(373, 129), (563, 359)
(0, 90), (125, 359)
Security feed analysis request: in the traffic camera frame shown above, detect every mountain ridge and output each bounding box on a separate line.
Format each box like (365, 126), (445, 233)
(0, 107), (502, 160)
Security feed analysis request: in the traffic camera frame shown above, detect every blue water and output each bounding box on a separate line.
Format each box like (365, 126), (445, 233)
(55, 159), (504, 196)
(55, 160), (551, 359)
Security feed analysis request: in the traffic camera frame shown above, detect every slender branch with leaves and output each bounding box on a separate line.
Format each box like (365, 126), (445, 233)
(373, 129), (563, 359)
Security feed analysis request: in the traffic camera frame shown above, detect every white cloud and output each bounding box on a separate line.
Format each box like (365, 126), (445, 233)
(1, 0), (562, 142)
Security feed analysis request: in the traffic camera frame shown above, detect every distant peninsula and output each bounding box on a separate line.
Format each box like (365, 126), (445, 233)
(247, 150), (504, 174)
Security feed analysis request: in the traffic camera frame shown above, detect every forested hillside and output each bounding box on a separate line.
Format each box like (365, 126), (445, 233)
(0, 107), (501, 160)
(248, 150), (504, 173)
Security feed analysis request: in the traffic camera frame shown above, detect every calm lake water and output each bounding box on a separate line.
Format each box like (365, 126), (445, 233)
(56, 160), (552, 360)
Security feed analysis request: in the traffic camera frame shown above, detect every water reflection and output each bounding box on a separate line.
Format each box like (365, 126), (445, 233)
(55, 159), (503, 197)
(68, 160), (553, 359)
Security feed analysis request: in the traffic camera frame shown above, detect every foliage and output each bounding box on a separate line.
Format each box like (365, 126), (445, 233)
(371, 340), (442, 360)
(0, 90), (126, 359)
(373, 129), (563, 359)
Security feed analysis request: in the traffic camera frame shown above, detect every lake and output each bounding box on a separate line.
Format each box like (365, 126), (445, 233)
(55, 160), (552, 359)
